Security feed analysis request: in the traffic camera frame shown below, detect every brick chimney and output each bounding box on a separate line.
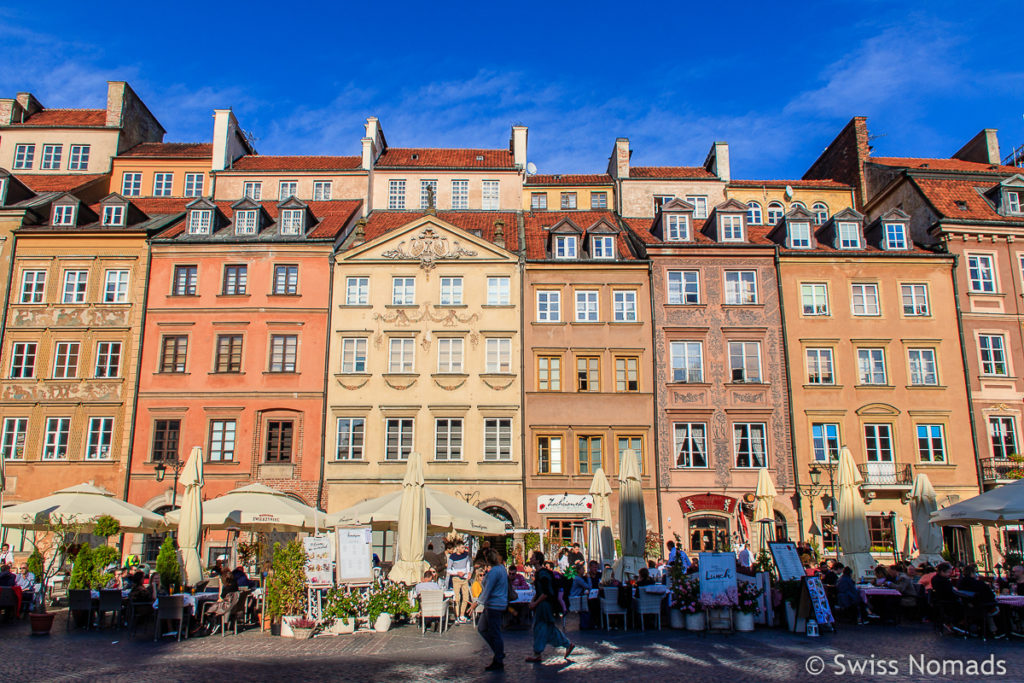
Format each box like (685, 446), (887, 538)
(608, 138), (630, 179)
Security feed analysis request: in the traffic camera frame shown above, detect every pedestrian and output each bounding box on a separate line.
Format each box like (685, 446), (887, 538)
(525, 551), (574, 663)
(469, 548), (508, 672)
(0, 544), (13, 567)
(447, 540), (472, 623)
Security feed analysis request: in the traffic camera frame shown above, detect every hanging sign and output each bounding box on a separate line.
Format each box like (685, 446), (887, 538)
(537, 494), (593, 514)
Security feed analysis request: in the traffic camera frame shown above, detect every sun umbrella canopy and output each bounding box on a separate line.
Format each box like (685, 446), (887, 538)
(327, 487), (506, 535)
(909, 473), (944, 564)
(176, 447), (205, 586)
(752, 467), (777, 555)
(388, 451), (430, 585)
(588, 467), (614, 565)
(930, 479), (1024, 527)
(164, 483), (321, 532)
(1, 483), (166, 533)
(836, 447), (876, 578)
(613, 449), (646, 581)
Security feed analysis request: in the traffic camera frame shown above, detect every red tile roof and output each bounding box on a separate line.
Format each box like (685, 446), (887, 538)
(158, 200), (362, 240)
(8, 109), (107, 127)
(523, 211), (638, 260)
(128, 198), (195, 215)
(229, 155), (362, 171)
(525, 174), (613, 186)
(910, 176), (1024, 224)
(375, 148), (515, 169)
(359, 211), (518, 250)
(871, 157), (1024, 175)
(118, 143), (212, 158)
(16, 174), (107, 193)
(729, 179), (852, 190)
(629, 166), (716, 179)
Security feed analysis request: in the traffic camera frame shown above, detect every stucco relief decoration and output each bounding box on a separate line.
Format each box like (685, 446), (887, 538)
(12, 307), (129, 328)
(2, 382), (121, 402)
(380, 228), (477, 274)
(482, 377), (514, 391)
(337, 378), (370, 391)
(733, 391), (764, 404)
(672, 391), (705, 403)
(372, 305), (479, 328)
(384, 377), (418, 390)
(434, 378), (467, 391)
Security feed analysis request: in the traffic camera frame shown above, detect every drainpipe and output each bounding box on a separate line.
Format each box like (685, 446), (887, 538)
(0, 232), (17, 548)
(647, 256), (664, 546)
(315, 250), (336, 518)
(774, 247), (805, 542)
(518, 213), (528, 533)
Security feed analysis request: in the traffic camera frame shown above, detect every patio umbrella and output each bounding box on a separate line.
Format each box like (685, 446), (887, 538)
(588, 467), (614, 565)
(0, 483), (165, 533)
(164, 483), (321, 532)
(326, 487), (506, 535)
(752, 467), (777, 556)
(176, 447), (204, 586)
(388, 451), (430, 585)
(836, 447), (876, 579)
(930, 478), (1024, 526)
(909, 473), (944, 564)
(613, 449), (646, 581)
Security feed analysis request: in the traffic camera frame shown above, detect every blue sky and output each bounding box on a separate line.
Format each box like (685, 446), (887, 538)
(1, 1), (1022, 178)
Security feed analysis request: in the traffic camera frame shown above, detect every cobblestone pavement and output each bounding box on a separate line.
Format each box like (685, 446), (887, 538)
(2, 613), (1021, 682)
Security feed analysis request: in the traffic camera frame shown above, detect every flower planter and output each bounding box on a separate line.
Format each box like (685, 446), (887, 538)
(669, 608), (685, 630)
(29, 612), (55, 636)
(280, 615), (300, 638)
(326, 618), (356, 635)
(734, 611), (755, 632)
(291, 627), (315, 640)
(373, 613), (392, 633)
(684, 611), (706, 631)
(707, 607), (732, 631)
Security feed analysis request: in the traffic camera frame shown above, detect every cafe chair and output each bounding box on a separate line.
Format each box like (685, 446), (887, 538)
(97, 589), (124, 629)
(67, 589), (96, 631)
(154, 595), (187, 642)
(600, 587), (628, 631)
(633, 589), (663, 631)
(419, 590), (451, 635)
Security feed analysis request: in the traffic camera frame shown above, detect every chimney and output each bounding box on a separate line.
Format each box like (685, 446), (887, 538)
(212, 109), (253, 171)
(363, 117), (385, 170)
(952, 129), (1001, 165)
(704, 141), (730, 182)
(352, 219), (367, 246)
(493, 219), (506, 249)
(511, 125), (528, 169)
(14, 92), (43, 119)
(608, 138), (630, 179)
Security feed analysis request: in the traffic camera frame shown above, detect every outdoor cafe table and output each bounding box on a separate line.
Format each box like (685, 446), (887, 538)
(153, 592), (219, 616)
(996, 595), (1024, 608)
(858, 586), (901, 604)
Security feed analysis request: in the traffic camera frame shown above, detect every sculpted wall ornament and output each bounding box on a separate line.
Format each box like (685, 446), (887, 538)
(384, 377), (418, 390)
(11, 307), (130, 328)
(337, 378), (370, 391)
(482, 377), (515, 391)
(1, 381), (122, 402)
(434, 378), (468, 391)
(380, 227), (478, 274)
(372, 304), (480, 329)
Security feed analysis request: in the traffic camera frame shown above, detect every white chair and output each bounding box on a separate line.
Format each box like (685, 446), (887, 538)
(418, 590), (451, 635)
(633, 588), (663, 631)
(600, 586), (628, 630)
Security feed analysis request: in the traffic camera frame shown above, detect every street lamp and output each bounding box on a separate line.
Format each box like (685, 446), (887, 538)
(882, 511), (899, 564)
(796, 463), (839, 561)
(154, 459), (186, 508)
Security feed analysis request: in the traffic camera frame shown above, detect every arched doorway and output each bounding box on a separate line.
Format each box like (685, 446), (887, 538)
(143, 505), (178, 564)
(482, 506), (513, 560)
(689, 515), (729, 552)
(774, 510), (790, 542)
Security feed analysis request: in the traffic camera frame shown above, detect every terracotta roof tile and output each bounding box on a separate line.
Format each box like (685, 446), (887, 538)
(910, 176), (1024, 224)
(229, 155), (362, 171)
(525, 174), (613, 186)
(359, 211), (518, 250)
(16, 174), (107, 193)
(158, 200), (362, 240)
(523, 210), (638, 260)
(118, 143), (212, 158)
(629, 166), (716, 179)
(871, 157), (1024, 175)
(729, 179), (852, 189)
(375, 148), (514, 169)
(8, 109), (106, 127)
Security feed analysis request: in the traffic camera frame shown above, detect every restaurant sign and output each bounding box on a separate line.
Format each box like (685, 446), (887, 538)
(537, 494), (593, 514)
(678, 493), (737, 515)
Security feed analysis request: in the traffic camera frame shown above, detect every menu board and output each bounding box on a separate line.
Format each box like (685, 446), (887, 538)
(303, 536), (333, 586)
(804, 576), (835, 625)
(698, 552), (737, 603)
(769, 542), (804, 582)
(336, 526), (373, 584)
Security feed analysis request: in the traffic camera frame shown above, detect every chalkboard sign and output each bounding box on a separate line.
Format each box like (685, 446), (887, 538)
(768, 541), (804, 582)
(336, 526), (373, 584)
(698, 552), (737, 603)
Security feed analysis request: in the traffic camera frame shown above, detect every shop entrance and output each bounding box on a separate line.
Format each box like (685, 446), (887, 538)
(689, 515), (729, 552)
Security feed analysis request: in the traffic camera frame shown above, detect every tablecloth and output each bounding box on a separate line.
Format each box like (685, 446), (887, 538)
(996, 594), (1024, 608)
(858, 587), (901, 604)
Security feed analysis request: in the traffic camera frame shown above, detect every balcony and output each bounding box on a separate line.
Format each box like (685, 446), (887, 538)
(857, 463), (913, 488)
(980, 457), (1024, 484)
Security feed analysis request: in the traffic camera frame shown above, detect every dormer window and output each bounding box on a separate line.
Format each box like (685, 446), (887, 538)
(235, 210), (258, 235)
(666, 214), (690, 241)
(721, 215), (744, 242)
(592, 235), (615, 259)
(884, 222), (908, 250)
(0, 178), (7, 205)
(102, 205), (125, 227)
(1007, 190), (1022, 215)
(838, 222), (860, 249)
(280, 209), (304, 236)
(554, 235), (577, 259)
(790, 222), (811, 249)
(188, 209), (212, 235)
(52, 204), (75, 226)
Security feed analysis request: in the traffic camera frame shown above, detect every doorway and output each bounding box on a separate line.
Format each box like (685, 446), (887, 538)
(688, 515), (729, 552)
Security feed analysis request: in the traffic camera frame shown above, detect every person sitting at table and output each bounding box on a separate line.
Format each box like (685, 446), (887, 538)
(835, 567), (864, 624)
(232, 566), (251, 589)
(872, 565), (890, 587)
(886, 565), (917, 610)
(15, 563), (35, 614)
(508, 566), (530, 591)
(957, 564), (1001, 637)
(411, 569), (442, 598)
(0, 564), (17, 587)
(200, 568), (241, 635)
(105, 568), (124, 590)
(637, 567), (655, 587)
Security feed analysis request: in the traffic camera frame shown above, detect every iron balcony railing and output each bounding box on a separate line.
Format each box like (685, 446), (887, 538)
(980, 457), (1024, 483)
(857, 462), (913, 487)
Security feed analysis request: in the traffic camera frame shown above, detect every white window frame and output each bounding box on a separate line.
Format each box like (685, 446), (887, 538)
(536, 290), (561, 322)
(153, 173), (173, 197)
(440, 277), (463, 306)
(979, 334), (1008, 376)
(1007, 190), (1022, 215)
(434, 418), (463, 461)
(385, 418), (414, 461)
(102, 205), (124, 227)
(908, 348), (938, 386)
(392, 277), (415, 305)
(721, 214), (744, 241)
(235, 210), (258, 235)
(420, 179), (438, 209)
(121, 172), (142, 197)
(451, 179), (469, 209)
(857, 348), (887, 385)
(52, 204), (75, 226)
(487, 277), (510, 305)
(95, 341), (121, 378)
(188, 209), (212, 235)
(184, 173), (204, 197)
(346, 277), (369, 305)
(725, 270), (757, 305)
(13, 143), (34, 170)
(482, 180), (500, 210)
(901, 283), (929, 316)
(85, 417), (114, 460)
(62, 270), (88, 303)
(674, 422), (708, 468)
(790, 222), (811, 249)
(613, 290), (637, 322)
(746, 202), (762, 225)
(666, 214), (690, 241)
(968, 254), (996, 292)
(801, 283), (829, 315)
(669, 341), (703, 383)
(989, 416), (1018, 459)
(685, 196), (708, 219)
(729, 341), (762, 383)
(243, 182), (262, 200)
(10, 342), (36, 378)
(41, 144), (62, 170)
(42, 417), (71, 460)
(838, 221), (861, 249)
(917, 424), (946, 463)
(1, 418), (28, 460)
(209, 419), (237, 462)
(734, 422), (768, 468)
(884, 222), (907, 250)
(336, 418), (365, 460)
(851, 283), (880, 316)
(103, 270), (129, 303)
(812, 203), (829, 225)
(436, 337), (464, 373)
(278, 180), (298, 201)
(340, 337), (368, 373)
(864, 424), (894, 462)
(812, 423), (841, 462)
(592, 235), (615, 259)
(20, 270), (46, 304)
(484, 418), (513, 461)
(767, 202), (784, 224)
(554, 235), (578, 259)
(591, 191), (608, 209)
(806, 348), (835, 385)
(313, 181), (332, 201)
(486, 337), (512, 373)
(575, 290), (599, 322)
(667, 270), (699, 304)
(388, 338), (415, 373)
(280, 209), (304, 235)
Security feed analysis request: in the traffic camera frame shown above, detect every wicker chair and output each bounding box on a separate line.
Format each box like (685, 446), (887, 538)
(600, 586), (628, 630)
(633, 588), (663, 631)
(418, 590), (451, 635)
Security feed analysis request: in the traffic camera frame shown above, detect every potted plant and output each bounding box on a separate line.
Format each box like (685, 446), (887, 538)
(671, 575), (704, 631)
(155, 535), (182, 593)
(700, 588), (737, 631)
(287, 616), (317, 640)
(322, 588), (362, 634)
(266, 541), (308, 636)
(734, 581), (763, 632)
(24, 516), (88, 635)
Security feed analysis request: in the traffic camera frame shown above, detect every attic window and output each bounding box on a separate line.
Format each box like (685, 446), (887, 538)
(102, 205), (125, 227)
(188, 209), (212, 235)
(955, 201), (968, 212)
(884, 222), (908, 250)
(280, 209), (304, 236)
(52, 204), (75, 226)
(235, 210), (258, 235)
(837, 221), (860, 249)
(592, 235), (615, 259)
(790, 222), (811, 249)
(554, 235), (577, 259)
(1007, 190), (1022, 215)
(666, 214), (690, 241)
(411, 153), (419, 160)
(476, 155), (484, 162)
(720, 214), (744, 242)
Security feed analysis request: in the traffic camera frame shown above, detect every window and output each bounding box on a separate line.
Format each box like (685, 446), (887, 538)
(560, 192), (577, 210)
(575, 290), (598, 322)
(160, 335), (188, 373)
(265, 420), (294, 462)
(968, 254), (996, 292)
(440, 277), (463, 305)
(278, 181), (297, 201)
(85, 417), (114, 460)
(536, 290), (561, 321)
(184, 173), (204, 197)
(801, 283), (829, 315)
(537, 435), (563, 473)
(670, 341), (703, 383)
(554, 235), (577, 259)
(243, 182), (262, 200)
(209, 420), (236, 461)
(613, 290), (637, 321)
(341, 338), (368, 373)
(172, 266), (197, 295)
(280, 209), (304, 235)
(838, 222), (860, 249)
(615, 356), (639, 392)
(577, 435), (602, 474)
(435, 419), (463, 460)
(436, 338), (463, 373)
(721, 214), (744, 241)
(884, 223), (907, 250)
(222, 265), (247, 295)
(13, 144), (34, 169)
(851, 283), (880, 316)
(385, 418), (414, 460)
(812, 202), (829, 225)
(102, 205), (124, 226)
(617, 436), (644, 472)
(103, 270), (129, 303)
(272, 265), (298, 295)
(667, 270), (699, 304)
(42, 418), (70, 460)
(392, 277), (415, 305)
(215, 335), (243, 373)
(917, 424), (946, 463)
(531, 193), (547, 210)
(767, 202), (784, 224)
(95, 341), (121, 378)
(151, 420), (181, 462)
(806, 348), (835, 385)
(989, 416), (1018, 459)
(484, 418), (512, 461)
(674, 423), (707, 467)
(121, 172), (142, 197)
(908, 348), (938, 385)
(576, 356), (600, 392)
(591, 191), (607, 209)
(857, 348), (887, 385)
(269, 335), (298, 372)
(487, 277), (510, 305)
(420, 180), (437, 209)
(864, 424), (893, 462)
(486, 338), (512, 373)
(867, 516), (891, 548)
(388, 338), (415, 373)
(235, 210), (258, 235)
(790, 222), (811, 248)
(1, 418), (27, 460)
(653, 195), (675, 213)
(729, 341), (762, 382)
(188, 209), (212, 234)
(62, 270), (88, 303)
(153, 173), (173, 197)
(901, 284), (929, 316)
(10, 342), (37, 378)
(1007, 191), (1022, 215)
(686, 196), (708, 219)
(666, 214), (689, 241)
(538, 355), (561, 391)
(313, 181), (332, 201)
(336, 418), (365, 460)
(451, 180), (468, 209)
(725, 271), (757, 304)
(20, 270), (46, 303)
(734, 423), (768, 467)
(747, 201), (763, 225)
(812, 423), (840, 462)
(592, 235), (615, 259)
(52, 342), (79, 379)
(979, 334), (1008, 375)
(41, 144), (62, 170)
(346, 277), (369, 305)
(52, 204), (75, 226)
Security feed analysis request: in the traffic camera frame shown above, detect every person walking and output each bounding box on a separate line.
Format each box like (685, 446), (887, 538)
(447, 540), (473, 623)
(470, 548), (508, 672)
(525, 551), (574, 663)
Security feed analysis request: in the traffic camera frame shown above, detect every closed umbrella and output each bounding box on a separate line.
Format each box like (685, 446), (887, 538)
(176, 447), (204, 586)
(1, 483), (165, 533)
(327, 488), (506, 535)
(752, 467), (777, 556)
(164, 483), (320, 532)
(388, 451), (430, 585)
(613, 449), (646, 581)
(588, 467), (614, 565)
(836, 447), (875, 578)
(909, 473), (943, 564)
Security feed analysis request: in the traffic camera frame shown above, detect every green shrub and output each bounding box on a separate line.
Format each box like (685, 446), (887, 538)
(266, 541), (307, 619)
(26, 550), (43, 580)
(68, 545), (92, 590)
(93, 515), (121, 539)
(155, 535), (182, 590)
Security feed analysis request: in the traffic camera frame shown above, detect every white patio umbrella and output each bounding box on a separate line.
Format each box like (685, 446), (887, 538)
(930, 478), (1024, 526)
(0, 483), (165, 533)
(176, 447), (204, 586)
(752, 467), (777, 556)
(327, 488), (506, 535)
(588, 467), (614, 565)
(164, 483), (321, 532)
(836, 447), (876, 578)
(388, 451), (430, 585)
(613, 449), (647, 581)
(909, 473), (944, 564)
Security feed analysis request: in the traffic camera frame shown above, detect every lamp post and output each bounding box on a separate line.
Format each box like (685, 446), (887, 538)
(796, 464), (840, 561)
(154, 459), (186, 508)
(883, 511), (899, 564)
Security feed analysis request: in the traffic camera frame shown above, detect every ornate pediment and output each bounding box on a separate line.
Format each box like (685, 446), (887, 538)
(380, 227), (478, 271)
